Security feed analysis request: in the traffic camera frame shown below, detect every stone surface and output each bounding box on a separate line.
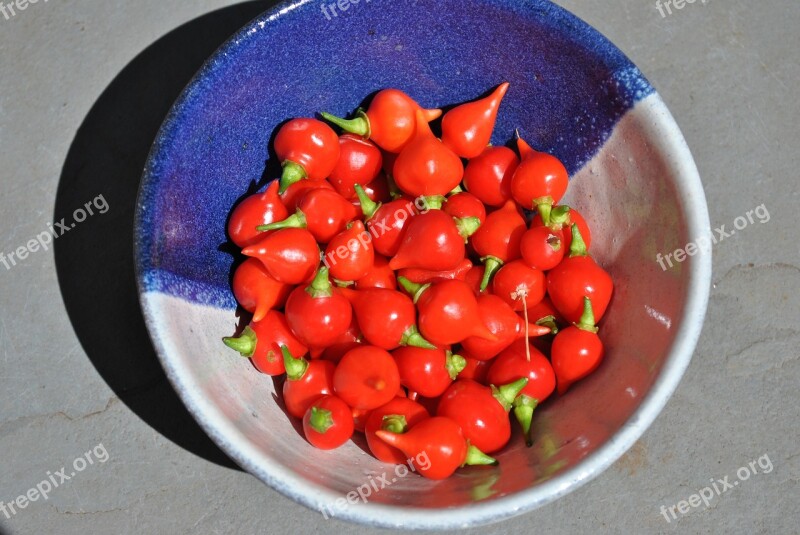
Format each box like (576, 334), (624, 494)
(0, 0), (796, 533)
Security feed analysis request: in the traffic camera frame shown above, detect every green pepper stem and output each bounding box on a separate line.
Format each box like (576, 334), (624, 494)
(306, 267), (333, 298)
(222, 325), (257, 357)
(449, 185), (464, 195)
(568, 224), (589, 257)
(282, 345), (308, 381)
(454, 216), (481, 241)
(513, 394), (539, 447)
(491, 377), (529, 412)
(423, 195), (446, 210)
(320, 109), (370, 137)
(445, 352), (467, 380)
(381, 414), (407, 434)
(278, 161), (307, 194)
(575, 296), (599, 333)
(534, 196), (555, 225)
(401, 325), (436, 349)
(550, 205), (571, 227)
(535, 315), (559, 335)
(397, 276), (430, 304)
(354, 183), (380, 220)
(309, 407), (334, 434)
(480, 256), (504, 292)
(463, 443), (498, 466)
(256, 208), (306, 232)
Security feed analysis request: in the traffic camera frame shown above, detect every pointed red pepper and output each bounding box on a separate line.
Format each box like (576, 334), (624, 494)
(441, 82), (510, 158)
(227, 181), (288, 248)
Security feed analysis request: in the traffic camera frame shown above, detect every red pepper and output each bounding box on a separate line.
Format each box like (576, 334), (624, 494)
(436, 377), (528, 454)
(222, 311), (308, 376)
(443, 192), (487, 225)
(354, 185), (419, 257)
(551, 297), (604, 394)
(491, 260), (546, 312)
(303, 395), (354, 450)
(546, 225), (613, 324)
(460, 294), (551, 361)
(398, 278), (496, 346)
(231, 258), (291, 322)
(324, 220), (375, 282)
(470, 199), (527, 291)
(257, 188), (358, 244)
(333, 345), (401, 410)
(393, 346), (466, 398)
(510, 134), (569, 209)
(275, 118), (340, 193)
(280, 178), (334, 212)
(241, 228), (319, 285)
(285, 267), (353, 351)
(365, 397), (429, 464)
(463, 146), (519, 207)
(338, 287), (434, 350)
(392, 110), (465, 197)
(375, 417), (497, 480)
(441, 82), (510, 158)
(282, 346), (336, 418)
(388, 210), (480, 272)
(328, 134), (383, 199)
(227, 181), (288, 248)
(321, 89), (441, 153)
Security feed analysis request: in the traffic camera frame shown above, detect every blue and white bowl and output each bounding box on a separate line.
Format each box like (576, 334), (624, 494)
(135, 0), (711, 528)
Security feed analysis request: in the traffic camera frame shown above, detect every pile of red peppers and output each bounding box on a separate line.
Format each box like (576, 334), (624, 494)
(223, 84), (614, 480)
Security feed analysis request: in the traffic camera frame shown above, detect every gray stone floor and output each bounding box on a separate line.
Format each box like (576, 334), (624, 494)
(0, 0), (797, 533)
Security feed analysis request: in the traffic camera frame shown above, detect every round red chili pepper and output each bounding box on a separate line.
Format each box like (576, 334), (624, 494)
(231, 258), (291, 322)
(333, 345), (401, 410)
(321, 89), (442, 153)
(354, 254), (396, 290)
(282, 346), (336, 418)
(393, 346), (466, 398)
(441, 82), (510, 158)
(397, 258), (473, 285)
(222, 311), (308, 375)
(303, 395), (354, 450)
(393, 110), (465, 197)
(491, 260), (546, 312)
(487, 340), (556, 445)
(470, 199), (527, 291)
(338, 287), (435, 350)
(228, 181), (288, 248)
(510, 135), (569, 209)
(398, 278), (496, 346)
(443, 192), (487, 225)
(388, 210), (480, 271)
(375, 417), (497, 480)
(285, 267), (353, 350)
(324, 220), (375, 282)
(354, 185), (419, 257)
(365, 397), (429, 464)
(436, 377), (528, 454)
(460, 294), (551, 361)
(280, 178), (335, 212)
(275, 118), (340, 193)
(241, 228), (319, 285)
(463, 146), (519, 207)
(546, 225), (613, 324)
(520, 225), (565, 271)
(257, 188), (358, 244)
(328, 134), (383, 199)
(551, 297), (604, 394)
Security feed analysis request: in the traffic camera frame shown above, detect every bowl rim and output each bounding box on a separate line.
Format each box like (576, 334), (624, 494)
(134, 0), (712, 529)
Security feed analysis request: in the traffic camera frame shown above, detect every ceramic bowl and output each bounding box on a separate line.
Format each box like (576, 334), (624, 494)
(135, 0), (711, 528)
